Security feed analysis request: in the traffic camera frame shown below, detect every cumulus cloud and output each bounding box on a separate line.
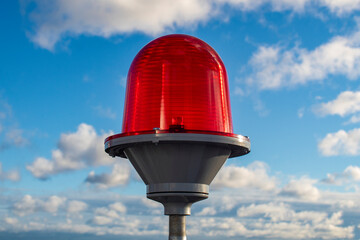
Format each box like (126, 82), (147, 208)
(141, 197), (162, 208)
(0, 162), (20, 182)
(212, 161), (277, 191)
(85, 161), (131, 189)
(280, 177), (320, 201)
(191, 217), (247, 236)
(217, 195), (240, 211)
(237, 202), (327, 223)
(318, 128), (360, 156)
(41, 195), (67, 214)
(66, 200), (88, 214)
(346, 114), (360, 124)
(22, 0), (360, 51)
(12, 195), (66, 216)
(12, 195), (38, 216)
(92, 202), (127, 225)
(321, 0), (360, 15)
(12, 195), (90, 217)
(3, 214), (164, 237)
(196, 206), (217, 216)
(23, 0), (213, 50)
(314, 91), (360, 117)
(323, 165), (360, 185)
(332, 198), (360, 209)
(109, 202), (127, 214)
(245, 30), (360, 90)
(27, 123), (114, 179)
(343, 165), (360, 180)
(313, 90), (360, 125)
(4, 191), (358, 239)
(190, 209), (353, 239)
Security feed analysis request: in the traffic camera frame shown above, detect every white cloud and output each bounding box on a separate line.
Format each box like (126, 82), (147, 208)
(196, 206), (217, 216)
(4, 215), (164, 236)
(5, 159), (360, 239)
(323, 165), (360, 185)
(95, 207), (120, 219)
(92, 202), (127, 225)
(314, 91), (360, 117)
(11, 195), (130, 230)
(237, 202), (327, 223)
(333, 199), (360, 209)
(245, 30), (360, 90)
(4, 190), (359, 239)
(237, 202), (286, 219)
(0, 162), (20, 182)
(346, 114), (360, 124)
(141, 197), (162, 209)
(92, 215), (113, 225)
(12, 195), (67, 216)
(280, 177), (320, 201)
(313, 90), (360, 125)
(318, 128), (360, 156)
(233, 202), (353, 239)
(191, 217), (247, 236)
(67, 200), (88, 213)
(218, 195), (240, 211)
(321, 0), (360, 15)
(24, 0), (213, 51)
(215, 0), (311, 12)
(23, 0), (360, 51)
(85, 161), (131, 189)
(12, 195), (37, 216)
(212, 161), (277, 191)
(190, 210), (354, 239)
(345, 165), (360, 180)
(27, 123), (114, 179)
(4, 217), (18, 225)
(109, 202), (127, 214)
(41, 195), (66, 214)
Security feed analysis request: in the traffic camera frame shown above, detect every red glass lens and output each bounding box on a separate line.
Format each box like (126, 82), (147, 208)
(122, 34), (233, 136)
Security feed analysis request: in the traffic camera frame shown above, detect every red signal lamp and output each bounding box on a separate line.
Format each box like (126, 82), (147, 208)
(122, 33), (232, 136)
(105, 34), (250, 239)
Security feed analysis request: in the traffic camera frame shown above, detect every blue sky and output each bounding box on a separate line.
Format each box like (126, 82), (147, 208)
(1, 0), (360, 239)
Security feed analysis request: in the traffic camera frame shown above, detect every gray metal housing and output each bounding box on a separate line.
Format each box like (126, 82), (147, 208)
(105, 133), (250, 215)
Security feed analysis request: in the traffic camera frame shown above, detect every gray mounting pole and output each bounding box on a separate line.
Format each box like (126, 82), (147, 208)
(169, 215), (186, 240)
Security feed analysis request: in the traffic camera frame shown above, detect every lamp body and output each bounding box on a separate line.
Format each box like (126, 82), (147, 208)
(105, 34), (250, 217)
(122, 34), (233, 136)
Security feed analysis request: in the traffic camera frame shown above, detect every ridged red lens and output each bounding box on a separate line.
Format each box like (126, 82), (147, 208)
(122, 34), (233, 135)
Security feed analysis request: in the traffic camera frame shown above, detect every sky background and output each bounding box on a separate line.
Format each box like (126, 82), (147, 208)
(1, 0), (360, 239)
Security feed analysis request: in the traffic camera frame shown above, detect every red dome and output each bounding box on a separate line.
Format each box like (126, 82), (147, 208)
(121, 34), (233, 136)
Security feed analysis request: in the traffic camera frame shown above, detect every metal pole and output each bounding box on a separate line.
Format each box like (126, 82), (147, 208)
(169, 215), (187, 240)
